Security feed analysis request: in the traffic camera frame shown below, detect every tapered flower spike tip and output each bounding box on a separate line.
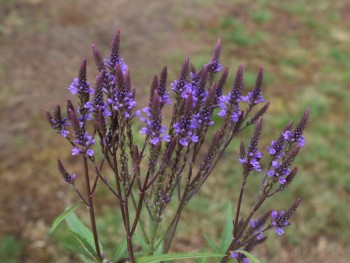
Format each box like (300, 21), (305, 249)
(79, 59), (87, 83)
(250, 102), (270, 124)
(115, 65), (124, 91)
(216, 66), (229, 97)
(151, 75), (159, 98)
(180, 57), (190, 80)
(278, 166), (298, 191)
(160, 65), (167, 81)
(158, 66), (167, 98)
(46, 111), (53, 126)
(92, 44), (105, 71)
(66, 100), (75, 113)
(256, 66), (263, 89)
(240, 140), (246, 160)
(111, 29), (121, 58)
(93, 70), (106, 107)
(211, 38), (222, 63)
(124, 70), (131, 91)
(235, 64), (244, 88)
(151, 89), (160, 118)
(198, 65), (209, 91)
(286, 197), (301, 219)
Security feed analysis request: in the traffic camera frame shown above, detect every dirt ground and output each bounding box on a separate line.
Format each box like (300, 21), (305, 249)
(1, 0), (350, 262)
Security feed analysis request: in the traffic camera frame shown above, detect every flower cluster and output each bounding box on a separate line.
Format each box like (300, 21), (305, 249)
(173, 93), (199, 146)
(271, 198), (301, 235)
(47, 29), (308, 263)
(241, 67), (264, 106)
(217, 65), (243, 123)
(239, 118), (263, 172)
(140, 90), (170, 145)
(264, 109), (308, 187)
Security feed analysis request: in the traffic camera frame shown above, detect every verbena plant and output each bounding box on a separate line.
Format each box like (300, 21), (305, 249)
(47, 29), (309, 263)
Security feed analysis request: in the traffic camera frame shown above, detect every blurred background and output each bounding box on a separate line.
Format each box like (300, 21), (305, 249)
(1, 0), (350, 262)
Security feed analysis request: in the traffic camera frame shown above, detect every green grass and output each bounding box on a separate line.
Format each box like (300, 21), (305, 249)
(0, 236), (22, 263)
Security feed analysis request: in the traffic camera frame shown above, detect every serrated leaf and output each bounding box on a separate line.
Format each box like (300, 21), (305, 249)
(60, 237), (92, 259)
(220, 203), (233, 253)
(203, 234), (219, 253)
(49, 202), (83, 234)
(234, 250), (261, 263)
(134, 233), (149, 252)
(65, 212), (103, 262)
(112, 238), (128, 262)
(135, 252), (224, 263)
(69, 230), (99, 262)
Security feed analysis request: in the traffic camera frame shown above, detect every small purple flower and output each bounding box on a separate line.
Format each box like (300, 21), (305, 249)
(267, 169), (274, 177)
(217, 95), (241, 123)
(230, 252), (239, 259)
(271, 210), (290, 236)
(86, 149), (94, 156)
(275, 227), (284, 235)
(250, 158), (261, 172)
(68, 78), (79, 94)
(297, 136), (305, 147)
(239, 157), (247, 164)
(266, 140), (277, 155)
(282, 130), (305, 147)
(171, 81), (192, 98)
(249, 219), (264, 240)
(61, 129), (69, 138)
(272, 160), (279, 169)
(206, 62), (223, 74)
(279, 177), (286, 184)
(72, 173), (77, 181)
(283, 130), (292, 141)
(139, 91), (170, 145)
(68, 74), (93, 95)
(242, 91), (264, 105)
(64, 173), (77, 183)
(72, 147), (80, 155)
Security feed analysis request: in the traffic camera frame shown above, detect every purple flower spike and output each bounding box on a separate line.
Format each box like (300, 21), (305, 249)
(171, 57), (190, 98)
(242, 66), (264, 106)
(206, 38), (223, 73)
(271, 198), (300, 236)
(139, 90), (169, 145)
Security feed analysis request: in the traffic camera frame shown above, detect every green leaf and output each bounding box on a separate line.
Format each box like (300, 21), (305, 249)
(69, 230), (99, 262)
(65, 212), (103, 262)
(49, 202), (83, 234)
(135, 252), (224, 263)
(80, 254), (95, 263)
(203, 234), (219, 253)
(219, 203), (233, 253)
(60, 237), (93, 260)
(153, 239), (163, 255)
(134, 233), (149, 252)
(234, 250), (261, 263)
(112, 238), (127, 262)
(197, 249), (208, 263)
